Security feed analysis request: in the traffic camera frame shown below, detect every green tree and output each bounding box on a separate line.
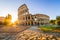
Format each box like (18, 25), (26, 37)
(50, 20), (56, 25)
(4, 14), (12, 26)
(56, 16), (60, 20)
(56, 16), (60, 25)
(57, 20), (60, 25)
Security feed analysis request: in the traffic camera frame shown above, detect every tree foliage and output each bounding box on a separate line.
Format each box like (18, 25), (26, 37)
(56, 20), (60, 25)
(50, 20), (55, 25)
(56, 16), (60, 25)
(4, 14), (12, 26)
(56, 16), (60, 20)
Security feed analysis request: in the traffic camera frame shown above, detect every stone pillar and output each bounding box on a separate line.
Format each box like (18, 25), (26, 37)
(30, 21), (31, 26)
(39, 21), (41, 26)
(27, 22), (29, 26)
(33, 21), (35, 25)
(24, 22), (26, 25)
(30, 15), (31, 20)
(25, 16), (26, 20)
(27, 16), (28, 20)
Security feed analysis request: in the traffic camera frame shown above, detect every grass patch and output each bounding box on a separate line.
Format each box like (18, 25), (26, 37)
(38, 25), (58, 32)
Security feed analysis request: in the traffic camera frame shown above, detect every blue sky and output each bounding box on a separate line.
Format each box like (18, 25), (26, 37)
(0, 0), (60, 22)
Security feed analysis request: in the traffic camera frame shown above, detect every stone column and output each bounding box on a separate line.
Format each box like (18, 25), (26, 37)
(30, 21), (31, 26)
(25, 16), (26, 20)
(27, 16), (28, 20)
(39, 21), (41, 26)
(30, 15), (31, 20)
(33, 21), (35, 25)
(27, 22), (29, 26)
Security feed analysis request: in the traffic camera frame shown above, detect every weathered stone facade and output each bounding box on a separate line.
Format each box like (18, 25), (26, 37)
(18, 4), (50, 26)
(18, 4), (29, 25)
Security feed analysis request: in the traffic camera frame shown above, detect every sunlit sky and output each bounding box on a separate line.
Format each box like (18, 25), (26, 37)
(0, 0), (60, 22)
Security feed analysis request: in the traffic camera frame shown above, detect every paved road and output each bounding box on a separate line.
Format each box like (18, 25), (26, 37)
(0, 26), (30, 40)
(0, 33), (17, 40)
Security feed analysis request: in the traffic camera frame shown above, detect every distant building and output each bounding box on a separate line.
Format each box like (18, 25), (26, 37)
(0, 17), (5, 23)
(18, 4), (50, 26)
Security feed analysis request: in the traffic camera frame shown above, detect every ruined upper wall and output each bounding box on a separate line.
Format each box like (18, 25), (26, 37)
(18, 4), (28, 11)
(18, 4), (29, 15)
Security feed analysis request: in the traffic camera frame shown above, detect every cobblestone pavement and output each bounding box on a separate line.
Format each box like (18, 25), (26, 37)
(15, 30), (60, 40)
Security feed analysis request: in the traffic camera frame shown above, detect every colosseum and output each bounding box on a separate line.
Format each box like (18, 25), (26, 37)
(18, 4), (50, 26)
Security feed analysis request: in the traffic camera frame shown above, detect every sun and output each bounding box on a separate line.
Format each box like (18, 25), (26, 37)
(11, 20), (15, 23)
(11, 14), (18, 23)
(11, 17), (17, 23)
(7, 12), (18, 23)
